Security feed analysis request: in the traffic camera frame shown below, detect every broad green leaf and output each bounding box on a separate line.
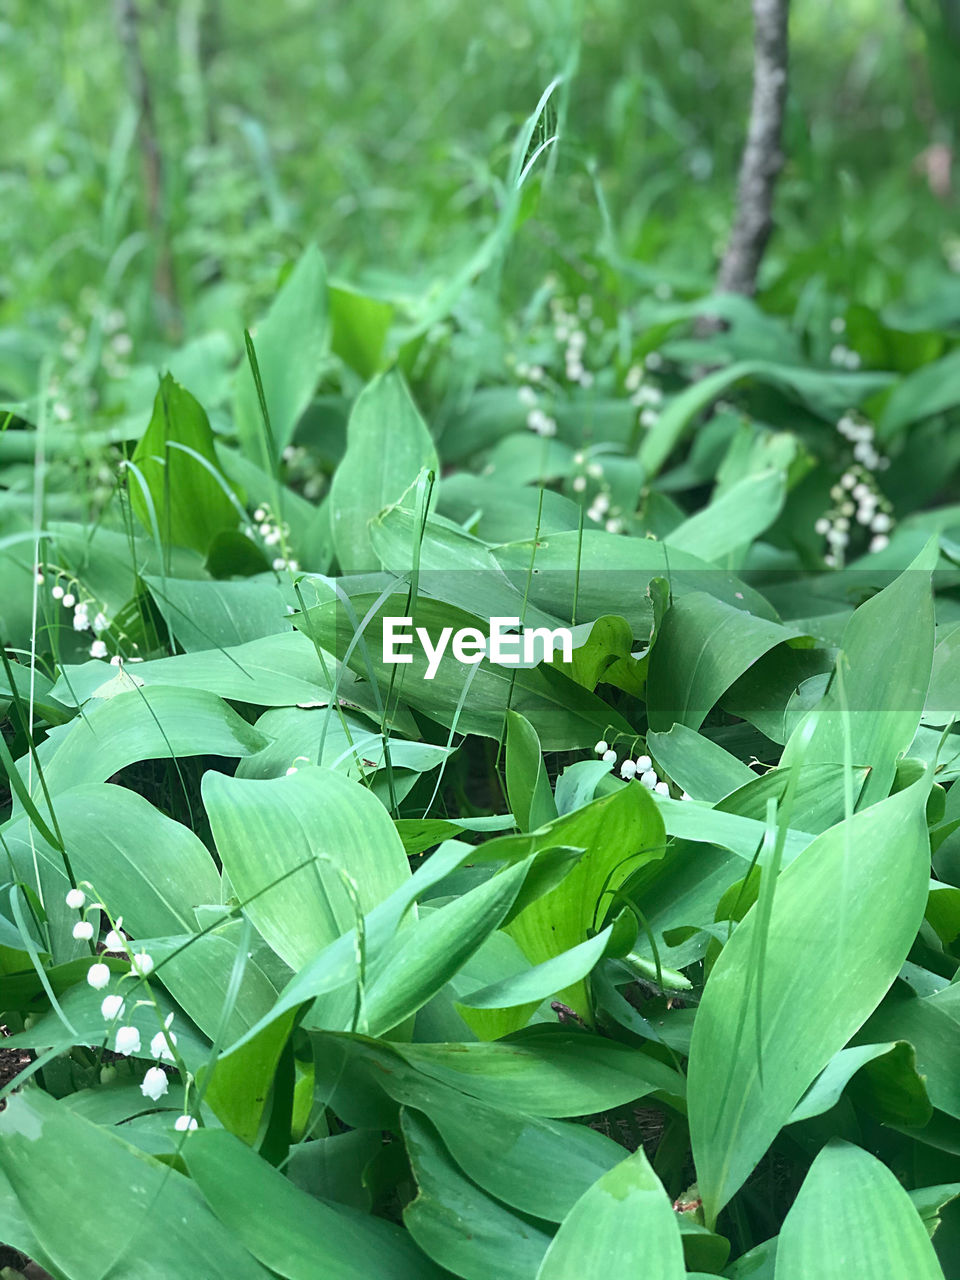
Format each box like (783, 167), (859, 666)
(330, 371), (437, 572)
(558, 614), (641, 693)
(665, 469), (786, 563)
(554, 760), (614, 815)
(11, 686), (266, 819)
(201, 1007), (300, 1144)
(329, 283), (394, 379)
(923, 620), (960, 726)
(146, 929), (283, 1045)
(503, 784), (666, 1019)
(358, 856), (533, 1035)
(861, 983), (960, 1120)
(878, 346), (960, 439)
(788, 1040), (931, 1127)
(215, 841), (481, 1053)
(910, 1183), (960, 1238)
(506, 711), (557, 832)
(143, 574), (294, 651)
(402, 1109), (552, 1280)
(646, 592), (806, 732)
(202, 767), (411, 970)
(296, 590), (633, 749)
(438, 472), (580, 543)
(130, 373), (239, 554)
(638, 358), (892, 478)
(1, 783), (219, 961)
(369, 505), (562, 630)
(457, 926), (613, 1010)
(215, 841), (555, 1053)
(715, 762), (869, 837)
(183, 1126), (438, 1279)
(234, 243), (328, 462)
(393, 1024), (683, 1115)
(55, 632), (337, 708)
(235, 705), (438, 789)
(653, 793), (814, 865)
(775, 1141), (945, 1279)
(493, 530), (778, 633)
(781, 539), (938, 806)
(0, 1090), (272, 1279)
(647, 724), (755, 802)
(536, 1148), (685, 1280)
(409, 1087), (624, 1223)
(688, 771), (933, 1224)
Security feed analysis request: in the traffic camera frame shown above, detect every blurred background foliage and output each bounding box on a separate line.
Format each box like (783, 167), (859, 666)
(3, 0), (960, 348)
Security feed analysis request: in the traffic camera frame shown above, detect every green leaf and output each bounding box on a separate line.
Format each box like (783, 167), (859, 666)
(457, 926), (613, 1010)
(878, 346), (960, 439)
(536, 1148), (686, 1280)
(638, 358), (893, 478)
(130, 373), (239, 554)
(409, 1087), (624, 1223)
(308, 1031), (624, 1220)
(296, 590), (633, 749)
(201, 1007), (300, 1144)
(559, 614), (641, 693)
(369, 505), (563, 630)
(664, 469), (786, 563)
(234, 243), (328, 462)
(330, 371), (437, 572)
(780, 539), (938, 807)
(647, 724), (755, 802)
(0, 1089), (273, 1278)
(392, 1024), (683, 1115)
(183, 1126), (439, 1279)
(861, 983), (960, 1120)
(329, 283), (394, 379)
(493, 530), (778, 632)
(688, 770), (933, 1224)
(10, 686), (266, 819)
(54, 631), (338, 709)
(647, 592), (806, 732)
(503, 784), (666, 1020)
(2, 782), (219, 960)
(202, 766), (411, 971)
(789, 1040), (931, 1127)
(358, 856), (534, 1035)
(402, 1109), (552, 1280)
(143, 574), (295, 651)
(775, 1141), (945, 1279)
(506, 711), (558, 832)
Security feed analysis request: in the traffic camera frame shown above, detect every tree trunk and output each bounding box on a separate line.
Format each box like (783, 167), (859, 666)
(716, 0), (790, 296)
(114, 0), (178, 317)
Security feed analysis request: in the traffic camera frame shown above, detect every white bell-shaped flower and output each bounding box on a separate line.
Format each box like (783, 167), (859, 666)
(140, 1067), (169, 1101)
(101, 994), (125, 1021)
(114, 1025), (141, 1056)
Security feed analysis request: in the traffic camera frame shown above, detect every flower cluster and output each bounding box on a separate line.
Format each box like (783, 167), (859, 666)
(593, 740), (692, 800)
(282, 443), (326, 502)
(550, 295), (601, 389)
(245, 505), (299, 573)
(836, 412), (889, 474)
(814, 414), (895, 566)
(829, 343), (861, 370)
(571, 453), (627, 533)
(68, 887), (193, 1122)
(515, 372), (558, 439)
(625, 364), (665, 429)
(37, 566), (114, 658)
